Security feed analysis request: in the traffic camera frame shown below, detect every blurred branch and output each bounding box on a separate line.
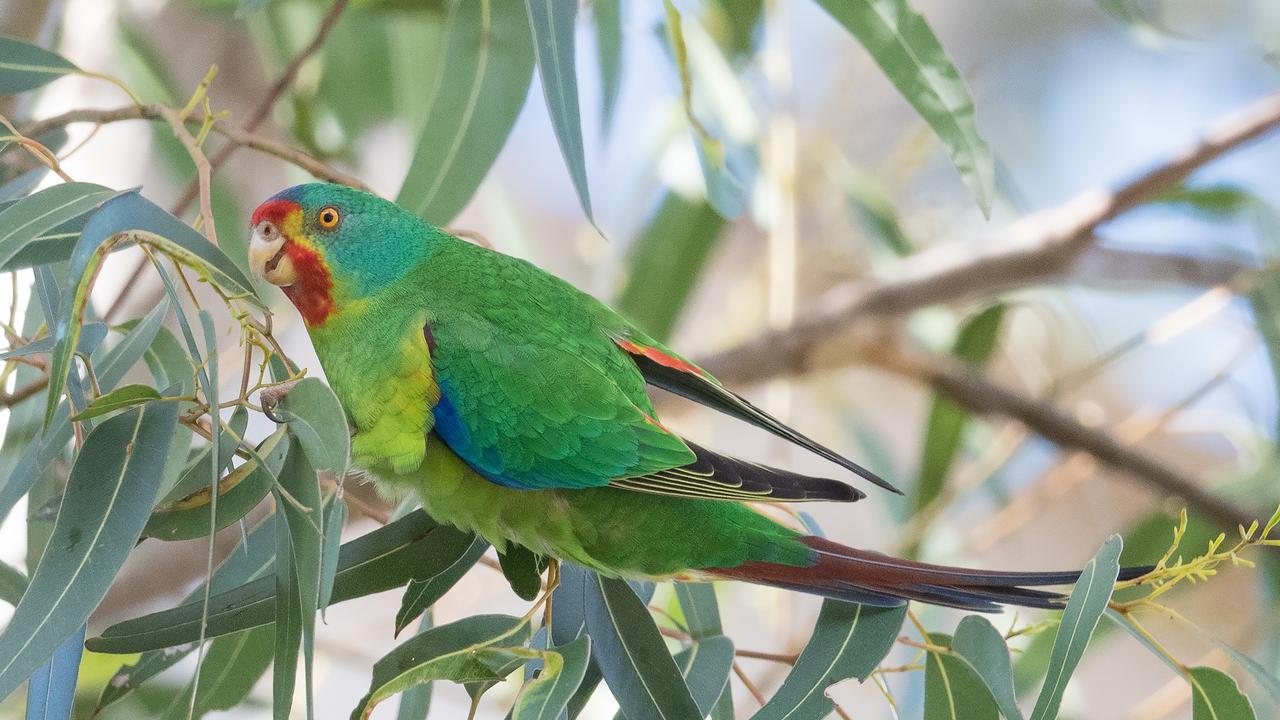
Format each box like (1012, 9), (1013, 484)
(1067, 246), (1254, 288)
(875, 347), (1252, 530)
(21, 105), (368, 190)
(699, 90), (1280, 386)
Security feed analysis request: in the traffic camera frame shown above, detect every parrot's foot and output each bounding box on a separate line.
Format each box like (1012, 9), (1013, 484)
(259, 379), (301, 423)
(518, 557), (561, 638)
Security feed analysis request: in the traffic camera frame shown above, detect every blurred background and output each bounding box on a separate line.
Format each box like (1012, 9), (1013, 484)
(3, 0), (1280, 718)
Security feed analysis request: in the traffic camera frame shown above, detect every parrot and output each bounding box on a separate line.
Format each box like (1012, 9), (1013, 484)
(247, 183), (1147, 612)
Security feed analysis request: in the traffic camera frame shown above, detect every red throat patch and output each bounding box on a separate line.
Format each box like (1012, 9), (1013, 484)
(282, 242), (335, 326)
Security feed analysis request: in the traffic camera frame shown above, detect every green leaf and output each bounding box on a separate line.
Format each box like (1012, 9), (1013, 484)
(395, 614), (434, 720)
(0, 322), (106, 361)
(524, 0), (593, 222)
(320, 495), (348, 614)
(913, 303), (1006, 517)
(45, 190), (259, 427)
(925, 632), (999, 720)
(498, 544), (546, 601)
(277, 434), (325, 720)
(71, 383), (163, 420)
(1154, 184), (1255, 218)
(273, 377), (350, 473)
(144, 425), (287, 541)
(397, 0), (536, 225)
(583, 573), (701, 720)
(272, 501), (302, 720)
(674, 582), (722, 641)
(1189, 666), (1256, 720)
(0, 402), (178, 701)
(1215, 640), (1280, 704)
(160, 406), (247, 506)
(159, 626), (275, 720)
(0, 560), (28, 606)
(0, 182), (116, 271)
(753, 602), (907, 719)
(394, 533), (488, 635)
(674, 635), (734, 716)
(88, 511), (476, 652)
(23, 624), (85, 720)
(592, 0), (622, 133)
(813, 0), (995, 215)
(0, 37), (78, 93)
(951, 616), (1024, 720)
(96, 514), (281, 711)
(350, 614), (530, 719)
(1028, 535), (1123, 720)
(513, 636), (590, 720)
(705, 0), (764, 61)
(615, 193), (726, 342)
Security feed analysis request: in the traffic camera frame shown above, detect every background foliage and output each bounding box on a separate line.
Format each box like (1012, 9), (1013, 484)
(1, 0), (1280, 718)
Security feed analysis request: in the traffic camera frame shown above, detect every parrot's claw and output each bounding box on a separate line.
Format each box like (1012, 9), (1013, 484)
(259, 379), (301, 423)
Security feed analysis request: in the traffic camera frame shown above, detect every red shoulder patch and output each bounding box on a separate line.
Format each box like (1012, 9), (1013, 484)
(615, 338), (708, 378)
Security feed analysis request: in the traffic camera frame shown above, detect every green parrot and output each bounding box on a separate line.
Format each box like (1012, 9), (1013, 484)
(248, 183), (1144, 611)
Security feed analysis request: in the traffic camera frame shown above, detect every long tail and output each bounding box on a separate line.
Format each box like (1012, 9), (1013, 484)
(712, 536), (1150, 612)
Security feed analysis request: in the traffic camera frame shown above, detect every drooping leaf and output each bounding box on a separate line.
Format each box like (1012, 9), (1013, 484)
(272, 500), (302, 720)
(925, 632), (999, 720)
(397, 0), (536, 225)
(71, 383), (164, 420)
(88, 511), (476, 652)
(498, 544), (546, 601)
(513, 635), (591, 720)
(952, 615), (1024, 720)
(277, 433), (325, 720)
(159, 407), (247, 507)
(0, 37), (78, 93)
(524, 0), (593, 222)
(273, 377), (350, 474)
(582, 573), (702, 720)
(0, 402), (179, 701)
(913, 303), (1006, 518)
(813, 0), (995, 215)
(395, 614), (434, 720)
(144, 425), (288, 541)
(1028, 535), (1123, 720)
(674, 582), (722, 641)
(753, 601), (907, 719)
(23, 624), (84, 720)
(1189, 666), (1256, 720)
(395, 533), (488, 635)
(0, 322), (107, 361)
(674, 635), (734, 716)
(592, 0), (623, 133)
(320, 495), (348, 614)
(550, 564), (604, 717)
(705, 0), (764, 61)
(1215, 640), (1280, 704)
(615, 193), (726, 342)
(350, 614), (530, 719)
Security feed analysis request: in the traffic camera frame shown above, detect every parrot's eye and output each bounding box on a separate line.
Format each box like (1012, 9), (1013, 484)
(317, 206), (341, 229)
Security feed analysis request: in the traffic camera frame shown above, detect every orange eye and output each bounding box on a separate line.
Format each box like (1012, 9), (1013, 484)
(317, 206), (341, 229)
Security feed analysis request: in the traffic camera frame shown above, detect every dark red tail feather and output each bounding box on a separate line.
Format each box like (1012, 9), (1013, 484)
(712, 536), (1151, 611)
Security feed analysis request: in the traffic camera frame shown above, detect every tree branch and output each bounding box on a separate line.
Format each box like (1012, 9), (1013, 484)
(874, 348), (1252, 530)
(698, 90), (1280, 387)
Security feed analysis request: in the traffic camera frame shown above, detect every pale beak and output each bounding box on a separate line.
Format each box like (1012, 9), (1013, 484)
(248, 220), (297, 286)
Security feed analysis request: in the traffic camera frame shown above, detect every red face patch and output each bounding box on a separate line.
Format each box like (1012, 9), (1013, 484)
(251, 198), (336, 327)
(250, 198), (300, 227)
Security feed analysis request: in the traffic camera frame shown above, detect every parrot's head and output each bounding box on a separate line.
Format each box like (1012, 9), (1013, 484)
(248, 183), (436, 326)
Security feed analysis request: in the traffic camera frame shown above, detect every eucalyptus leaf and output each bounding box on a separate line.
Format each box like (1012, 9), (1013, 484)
(674, 635), (734, 717)
(159, 626), (275, 720)
(0, 560), (28, 607)
(0, 182), (117, 272)
(925, 632), (999, 720)
(753, 601), (906, 719)
(0, 37), (78, 93)
(1189, 665), (1256, 720)
(498, 544), (546, 602)
(397, 0), (536, 225)
(23, 624), (84, 720)
(593, 0), (622, 133)
(350, 614), (530, 719)
(583, 573), (701, 720)
(273, 377), (350, 473)
(1028, 535), (1122, 720)
(952, 615), (1023, 720)
(395, 533), (488, 635)
(71, 383), (163, 420)
(813, 0), (995, 215)
(0, 402), (178, 702)
(524, 0), (593, 222)
(513, 636), (590, 720)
